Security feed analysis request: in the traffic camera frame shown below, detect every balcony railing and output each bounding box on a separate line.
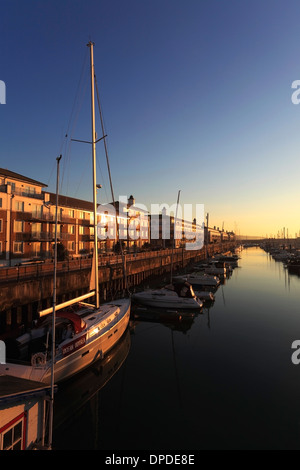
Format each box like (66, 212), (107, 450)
(15, 232), (70, 242)
(0, 185), (45, 200)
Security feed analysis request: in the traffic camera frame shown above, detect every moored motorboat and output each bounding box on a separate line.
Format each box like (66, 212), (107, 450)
(173, 273), (220, 288)
(195, 290), (215, 303)
(204, 261), (227, 276)
(286, 256), (300, 272)
(132, 282), (203, 309)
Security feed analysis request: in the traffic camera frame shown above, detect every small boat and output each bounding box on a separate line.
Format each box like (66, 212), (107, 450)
(286, 257), (300, 272)
(204, 261), (227, 276)
(195, 290), (215, 303)
(0, 42), (130, 385)
(132, 282), (203, 309)
(214, 254), (239, 266)
(173, 273), (220, 288)
(272, 250), (291, 262)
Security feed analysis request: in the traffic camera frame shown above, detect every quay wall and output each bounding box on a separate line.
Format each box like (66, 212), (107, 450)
(0, 242), (235, 336)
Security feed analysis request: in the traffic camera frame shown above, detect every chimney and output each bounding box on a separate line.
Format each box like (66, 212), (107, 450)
(128, 195), (135, 206)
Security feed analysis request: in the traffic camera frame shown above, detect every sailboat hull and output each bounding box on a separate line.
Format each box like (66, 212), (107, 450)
(0, 299), (131, 385)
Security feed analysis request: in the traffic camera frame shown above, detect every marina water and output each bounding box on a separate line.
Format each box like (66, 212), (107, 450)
(53, 247), (300, 450)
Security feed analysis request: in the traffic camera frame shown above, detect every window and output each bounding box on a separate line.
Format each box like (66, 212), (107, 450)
(7, 181), (16, 192)
(13, 242), (23, 253)
(0, 413), (25, 450)
(25, 185), (35, 195)
(14, 221), (24, 232)
(32, 204), (42, 218)
(0, 198), (2, 208)
(68, 225), (75, 234)
(79, 226), (84, 235)
(0, 219), (2, 232)
(68, 241), (75, 251)
(52, 224), (62, 233)
(32, 242), (41, 256)
(15, 201), (24, 211)
(31, 223), (42, 238)
(0, 241), (2, 253)
(69, 209), (75, 218)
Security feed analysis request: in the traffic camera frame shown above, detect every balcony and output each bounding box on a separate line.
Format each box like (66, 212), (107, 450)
(15, 232), (70, 242)
(0, 184), (45, 200)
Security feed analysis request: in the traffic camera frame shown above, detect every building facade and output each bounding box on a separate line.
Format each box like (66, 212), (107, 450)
(0, 169), (151, 265)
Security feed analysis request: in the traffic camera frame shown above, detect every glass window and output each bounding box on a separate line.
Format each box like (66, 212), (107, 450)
(15, 201), (24, 211)
(32, 204), (42, 217)
(68, 241), (75, 251)
(14, 221), (23, 232)
(7, 181), (16, 191)
(13, 242), (23, 253)
(1, 417), (24, 450)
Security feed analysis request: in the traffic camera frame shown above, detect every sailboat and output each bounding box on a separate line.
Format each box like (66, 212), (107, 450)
(0, 42), (130, 385)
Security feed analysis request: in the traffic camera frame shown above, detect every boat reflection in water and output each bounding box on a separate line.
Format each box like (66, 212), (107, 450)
(131, 305), (196, 334)
(53, 328), (131, 447)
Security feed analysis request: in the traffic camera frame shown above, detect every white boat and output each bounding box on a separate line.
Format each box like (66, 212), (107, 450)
(0, 42), (130, 385)
(132, 282), (203, 309)
(204, 261), (227, 276)
(173, 273), (220, 287)
(2, 298), (130, 384)
(214, 253), (239, 265)
(195, 291), (215, 303)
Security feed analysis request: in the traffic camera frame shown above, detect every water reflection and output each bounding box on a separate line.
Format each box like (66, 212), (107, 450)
(53, 247), (300, 450)
(53, 328), (131, 449)
(131, 305), (196, 334)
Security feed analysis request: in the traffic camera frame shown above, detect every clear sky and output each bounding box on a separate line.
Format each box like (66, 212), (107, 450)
(1, 0), (300, 237)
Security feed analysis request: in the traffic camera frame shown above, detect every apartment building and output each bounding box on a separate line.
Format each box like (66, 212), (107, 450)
(149, 207), (204, 249)
(0, 169), (151, 265)
(0, 169), (49, 265)
(97, 195), (149, 252)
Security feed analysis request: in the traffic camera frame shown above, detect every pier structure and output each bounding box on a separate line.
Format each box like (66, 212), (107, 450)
(0, 241), (235, 337)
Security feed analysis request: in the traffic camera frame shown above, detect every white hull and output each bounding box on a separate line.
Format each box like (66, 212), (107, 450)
(204, 267), (226, 276)
(0, 299), (130, 384)
(195, 291), (215, 302)
(132, 291), (202, 309)
(174, 275), (220, 287)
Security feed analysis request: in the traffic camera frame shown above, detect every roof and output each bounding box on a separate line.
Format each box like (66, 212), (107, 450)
(0, 168), (47, 187)
(0, 375), (54, 405)
(47, 192), (94, 212)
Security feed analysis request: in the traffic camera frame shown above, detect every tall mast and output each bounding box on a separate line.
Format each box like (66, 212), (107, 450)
(48, 154), (61, 449)
(88, 41), (99, 309)
(170, 190), (181, 285)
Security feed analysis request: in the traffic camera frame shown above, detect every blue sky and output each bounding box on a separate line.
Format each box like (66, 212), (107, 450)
(1, 0), (300, 236)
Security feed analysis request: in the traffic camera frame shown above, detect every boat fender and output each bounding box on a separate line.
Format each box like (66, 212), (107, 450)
(31, 352), (47, 366)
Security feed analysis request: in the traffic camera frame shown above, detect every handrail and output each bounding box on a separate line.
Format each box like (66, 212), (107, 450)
(0, 242), (236, 283)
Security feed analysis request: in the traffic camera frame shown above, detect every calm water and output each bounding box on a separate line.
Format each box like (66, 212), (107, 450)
(53, 247), (300, 450)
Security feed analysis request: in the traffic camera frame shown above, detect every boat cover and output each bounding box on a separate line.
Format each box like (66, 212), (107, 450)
(56, 312), (86, 334)
(165, 282), (194, 298)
